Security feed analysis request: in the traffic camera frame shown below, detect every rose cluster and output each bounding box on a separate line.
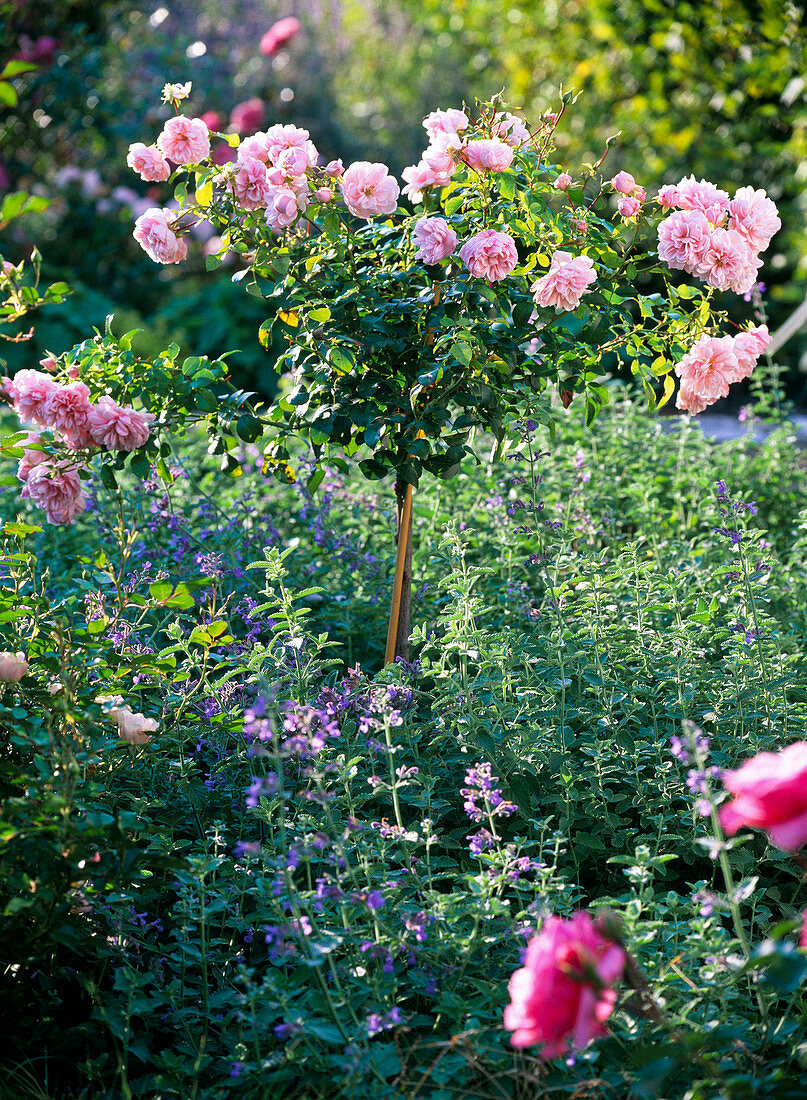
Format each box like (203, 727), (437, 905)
(657, 176), (780, 295)
(4, 362), (155, 524)
(674, 324), (771, 414)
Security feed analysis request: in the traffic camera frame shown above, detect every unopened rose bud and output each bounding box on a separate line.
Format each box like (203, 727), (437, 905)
(314, 187), (333, 203)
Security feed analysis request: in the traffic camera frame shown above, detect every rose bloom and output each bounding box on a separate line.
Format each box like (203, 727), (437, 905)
(98, 695), (158, 746)
(657, 183), (680, 209)
(463, 138), (514, 173)
(21, 461), (86, 525)
(133, 208), (188, 265)
(675, 175), (730, 224)
(531, 250), (597, 311)
(41, 381), (92, 444)
(728, 186), (781, 253)
(612, 171), (636, 195)
(459, 229), (518, 282)
(229, 98), (266, 134)
(314, 186), (333, 203)
(259, 16), (302, 56)
(422, 132), (463, 179)
(422, 108), (469, 141)
(674, 334), (739, 402)
(697, 227), (757, 292)
(617, 195), (642, 218)
(157, 116), (211, 165)
(491, 111), (530, 147)
(16, 431), (46, 482)
(127, 143), (171, 182)
(275, 145), (310, 179)
(401, 161), (442, 203)
(675, 376), (712, 415)
(0, 652), (28, 683)
(720, 742), (807, 852)
(87, 397), (155, 452)
(233, 157), (272, 210)
(240, 124), (318, 168)
(504, 911), (626, 1057)
(324, 159), (344, 178)
(657, 209), (713, 274)
(731, 324), (770, 381)
(340, 162), (400, 219)
(413, 217), (457, 265)
(265, 187), (301, 231)
(200, 110), (222, 131)
(12, 369), (59, 425)
(554, 172), (572, 191)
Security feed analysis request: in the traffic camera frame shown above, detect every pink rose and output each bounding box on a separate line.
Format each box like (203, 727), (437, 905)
(127, 143), (171, 182)
(657, 184), (680, 209)
(0, 651), (28, 683)
(240, 125), (317, 168)
(674, 334), (738, 402)
(98, 695), (158, 745)
(720, 742), (807, 852)
(12, 369), (59, 425)
(41, 381), (92, 445)
(617, 195), (642, 218)
(504, 911), (626, 1057)
(340, 162), (400, 219)
(314, 186), (333, 203)
(233, 157), (272, 210)
(634, 186), (647, 202)
(422, 132), (463, 179)
(422, 108), (469, 141)
(728, 186), (781, 253)
(675, 377), (711, 415)
(259, 16), (302, 56)
(16, 431), (46, 482)
(491, 112), (530, 148)
(157, 116), (211, 165)
(657, 210), (713, 274)
(265, 187), (301, 230)
(698, 227), (758, 292)
(531, 250), (597, 311)
(731, 324), (770, 381)
(21, 461), (86, 525)
(229, 98), (266, 135)
(553, 172), (572, 191)
(459, 229), (518, 282)
(200, 110), (223, 131)
(401, 161), (441, 204)
(276, 146), (310, 179)
(324, 160), (344, 179)
(87, 397), (155, 451)
(463, 139), (514, 173)
(133, 208), (188, 265)
(612, 171), (636, 195)
(413, 217), (457, 265)
(675, 175), (730, 225)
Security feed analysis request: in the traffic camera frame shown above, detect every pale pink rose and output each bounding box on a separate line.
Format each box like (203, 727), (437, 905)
(229, 98), (266, 134)
(491, 111), (530, 147)
(276, 145), (310, 179)
(504, 911), (626, 1057)
(39, 356), (58, 372)
(324, 159), (344, 178)
(1, 375), (19, 402)
(617, 195), (641, 218)
(554, 172), (572, 191)
(340, 162), (400, 219)
(265, 187), (301, 230)
(157, 116), (211, 165)
(133, 208), (188, 265)
(657, 210), (713, 274)
(531, 250), (597, 311)
(423, 108), (469, 141)
(98, 695), (158, 745)
(259, 16), (302, 56)
(413, 217), (457, 265)
(401, 161), (441, 203)
(21, 461), (86, 525)
(12, 369), (59, 425)
(422, 132), (463, 179)
(87, 397), (155, 451)
(126, 143), (171, 182)
(571, 217), (588, 235)
(41, 381), (92, 443)
(612, 171), (636, 195)
(634, 186), (647, 202)
(720, 742), (807, 852)
(657, 184), (679, 209)
(314, 186), (333, 203)
(728, 186), (781, 253)
(674, 334), (738, 402)
(241, 124), (317, 168)
(675, 175), (730, 224)
(459, 229), (519, 282)
(731, 324), (771, 381)
(233, 157), (272, 210)
(16, 431), (46, 482)
(0, 652), (28, 683)
(463, 139), (514, 173)
(675, 377), (712, 414)
(698, 227), (757, 292)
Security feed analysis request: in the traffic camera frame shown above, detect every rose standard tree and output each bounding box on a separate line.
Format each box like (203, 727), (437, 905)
(120, 90), (777, 658)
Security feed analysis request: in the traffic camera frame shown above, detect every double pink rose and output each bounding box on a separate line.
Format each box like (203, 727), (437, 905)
(720, 742), (807, 853)
(233, 157), (273, 211)
(127, 142), (171, 182)
(504, 911), (626, 1057)
(531, 250), (597, 311)
(463, 138), (514, 174)
(674, 326), (771, 414)
(413, 217), (457, 265)
(133, 208), (188, 265)
(87, 397), (155, 452)
(340, 162), (400, 219)
(157, 116), (211, 166)
(21, 461), (86, 525)
(0, 652), (28, 683)
(459, 229), (518, 282)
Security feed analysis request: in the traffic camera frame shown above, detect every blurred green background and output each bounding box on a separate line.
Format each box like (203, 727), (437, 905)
(1, 0), (805, 401)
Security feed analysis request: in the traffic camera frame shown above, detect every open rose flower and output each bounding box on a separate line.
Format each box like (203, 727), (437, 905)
(12, 369), (59, 425)
(413, 217), (457, 265)
(233, 157), (272, 210)
(674, 175), (730, 225)
(720, 742), (807, 852)
(98, 695), (158, 746)
(16, 431), (46, 482)
(531, 250), (597, 311)
(463, 138), (514, 173)
(492, 111), (530, 147)
(401, 162), (441, 204)
(675, 377), (711, 415)
(240, 124), (317, 168)
(87, 397), (155, 452)
(698, 228), (758, 293)
(127, 143), (171, 182)
(657, 210), (713, 275)
(340, 161), (400, 219)
(265, 187), (302, 231)
(728, 186), (781, 252)
(504, 911), (626, 1057)
(674, 334), (738, 403)
(422, 108), (469, 141)
(731, 324), (770, 381)
(133, 208), (188, 265)
(21, 461), (86, 525)
(459, 229), (518, 282)
(0, 652), (28, 683)
(42, 381), (92, 445)
(157, 116), (211, 165)
(554, 172), (572, 191)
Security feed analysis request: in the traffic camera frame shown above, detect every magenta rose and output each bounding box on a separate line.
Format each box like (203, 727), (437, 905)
(340, 162), (400, 219)
(259, 16), (302, 56)
(229, 98), (266, 135)
(157, 116), (211, 165)
(459, 229), (518, 282)
(127, 143), (171, 182)
(413, 217), (457, 265)
(719, 742), (807, 852)
(504, 911), (626, 1057)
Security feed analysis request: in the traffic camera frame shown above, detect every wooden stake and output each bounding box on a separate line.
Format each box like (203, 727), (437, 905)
(385, 475), (414, 665)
